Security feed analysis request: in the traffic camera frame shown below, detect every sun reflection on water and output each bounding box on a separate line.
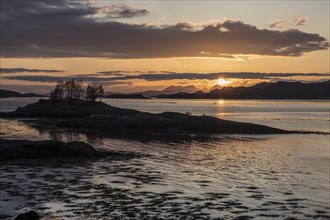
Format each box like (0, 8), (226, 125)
(217, 99), (225, 105)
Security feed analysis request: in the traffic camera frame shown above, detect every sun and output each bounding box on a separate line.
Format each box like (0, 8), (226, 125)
(216, 78), (230, 86)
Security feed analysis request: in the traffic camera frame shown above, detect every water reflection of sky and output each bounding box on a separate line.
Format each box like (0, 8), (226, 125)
(0, 98), (329, 218)
(1, 130), (329, 219)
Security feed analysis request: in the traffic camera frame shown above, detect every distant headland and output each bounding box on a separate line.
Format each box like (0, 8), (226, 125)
(0, 89), (45, 98)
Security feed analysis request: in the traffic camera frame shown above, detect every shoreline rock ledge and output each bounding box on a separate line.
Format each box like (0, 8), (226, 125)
(0, 138), (96, 160)
(0, 99), (290, 135)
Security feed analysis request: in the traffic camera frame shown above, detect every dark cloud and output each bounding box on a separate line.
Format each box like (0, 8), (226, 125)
(3, 75), (113, 82)
(1, 0), (328, 58)
(271, 15), (307, 29)
(3, 72), (329, 83)
(110, 72), (330, 81)
(99, 73), (125, 76)
(0, 68), (64, 73)
(97, 71), (134, 76)
(1, 74), (129, 87)
(103, 5), (150, 19)
(73, 74), (102, 77)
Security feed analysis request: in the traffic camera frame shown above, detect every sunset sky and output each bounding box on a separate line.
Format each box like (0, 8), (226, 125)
(0, 0), (329, 93)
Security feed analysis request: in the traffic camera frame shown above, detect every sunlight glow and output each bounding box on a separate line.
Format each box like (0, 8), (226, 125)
(216, 78), (230, 86)
(217, 100), (225, 105)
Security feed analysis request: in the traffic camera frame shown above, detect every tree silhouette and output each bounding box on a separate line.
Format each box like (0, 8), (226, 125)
(49, 79), (103, 102)
(86, 84), (104, 102)
(49, 81), (64, 101)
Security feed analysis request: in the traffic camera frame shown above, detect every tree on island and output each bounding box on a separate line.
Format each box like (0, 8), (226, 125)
(49, 79), (103, 102)
(49, 83), (64, 101)
(86, 84), (104, 102)
(64, 79), (85, 100)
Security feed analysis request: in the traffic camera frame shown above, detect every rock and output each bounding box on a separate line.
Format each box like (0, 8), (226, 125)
(0, 99), (138, 117)
(15, 210), (40, 220)
(60, 141), (96, 157)
(54, 111), (288, 135)
(0, 138), (97, 160)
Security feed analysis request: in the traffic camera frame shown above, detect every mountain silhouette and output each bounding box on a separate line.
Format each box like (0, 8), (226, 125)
(0, 89), (45, 98)
(155, 81), (330, 99)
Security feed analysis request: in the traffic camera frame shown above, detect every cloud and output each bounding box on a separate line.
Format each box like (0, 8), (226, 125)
(3, 72), (329, 83)
(1, 0), (328, 58)
(99, 5), (150, 19)
(97, 71), (135, 76)
(271, 15), (308, 29)
(0, 68), (65, 73)
(110, 72), (330, 81)
(2, 75), (113, 82)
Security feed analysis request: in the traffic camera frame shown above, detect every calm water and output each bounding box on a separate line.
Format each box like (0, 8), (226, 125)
(0, 97), (329, 219)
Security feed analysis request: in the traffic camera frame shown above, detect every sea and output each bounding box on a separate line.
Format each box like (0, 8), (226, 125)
(0, 97), (329, 219)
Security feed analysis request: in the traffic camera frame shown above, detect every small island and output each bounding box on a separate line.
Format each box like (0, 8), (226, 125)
(0, 80), (292, 160)
(1, 98), (290, 135)
(1, 79), (289, 136)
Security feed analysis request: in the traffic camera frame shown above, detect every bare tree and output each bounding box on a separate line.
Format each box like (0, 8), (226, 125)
(64, 79), (74, 99)
(49, 80), (64, 101)
(60, 79), (84, 100)
(86, 84), (104, 102)
(73, 79), (84, 100)
(49, 79), (103, 102)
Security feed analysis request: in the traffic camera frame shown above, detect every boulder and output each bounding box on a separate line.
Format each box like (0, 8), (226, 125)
(59, 141), (96, 157)
(0, 139), (97, 160)
(15, 210), (40, 220)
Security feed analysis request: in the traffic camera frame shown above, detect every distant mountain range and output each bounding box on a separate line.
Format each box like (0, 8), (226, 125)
(105, 93), (150, 99)
(155, 81), (330, 99)
(105, 85), (200, 99)
(2, 81), (329, 99)
(137, 85), (200, 97)
(0, 90), (45, 98)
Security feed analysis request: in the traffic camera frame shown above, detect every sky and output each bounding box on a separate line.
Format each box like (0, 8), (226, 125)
(0, 0), (329, 93)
